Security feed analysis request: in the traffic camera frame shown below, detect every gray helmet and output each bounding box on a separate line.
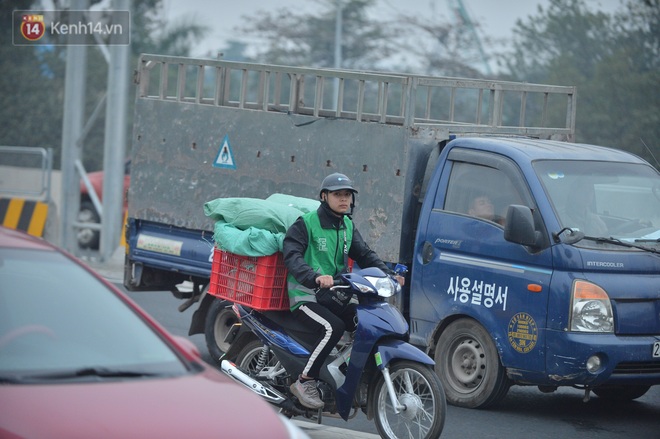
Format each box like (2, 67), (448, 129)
(319, 173), (358, 197)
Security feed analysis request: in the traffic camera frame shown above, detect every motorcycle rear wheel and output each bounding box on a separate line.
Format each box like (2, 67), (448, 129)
(372, 360), (446, 439)
(235, 340), (280, 374)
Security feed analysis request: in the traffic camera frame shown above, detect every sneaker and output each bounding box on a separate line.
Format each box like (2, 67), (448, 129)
(290, 379), (324, 409)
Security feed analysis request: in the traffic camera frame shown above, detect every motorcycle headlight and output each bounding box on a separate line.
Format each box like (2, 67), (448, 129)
(365, 275), (396, 298)
(569, 280), (613, 332)
(353, 282), (375, 294)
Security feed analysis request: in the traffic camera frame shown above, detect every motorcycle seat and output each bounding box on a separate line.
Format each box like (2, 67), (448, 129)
(258, 310), (319, 348)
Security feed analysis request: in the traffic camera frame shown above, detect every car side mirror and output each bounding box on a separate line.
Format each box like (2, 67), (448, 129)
(504, 205), (541, 248)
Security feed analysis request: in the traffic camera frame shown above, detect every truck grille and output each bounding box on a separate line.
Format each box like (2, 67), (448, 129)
(612, 361), (660, 374)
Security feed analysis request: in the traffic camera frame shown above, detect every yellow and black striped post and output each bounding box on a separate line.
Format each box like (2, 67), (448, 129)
(0, 198), (49, 237)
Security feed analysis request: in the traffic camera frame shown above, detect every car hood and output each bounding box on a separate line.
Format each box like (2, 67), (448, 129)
(0, 368), (290, 439)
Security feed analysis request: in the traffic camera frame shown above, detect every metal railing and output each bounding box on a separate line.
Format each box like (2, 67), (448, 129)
(0, 146), (53, 201)
(135, 54), (576, 139)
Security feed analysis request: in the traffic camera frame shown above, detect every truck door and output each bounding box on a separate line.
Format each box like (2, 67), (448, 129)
(414, 148), (554, 374)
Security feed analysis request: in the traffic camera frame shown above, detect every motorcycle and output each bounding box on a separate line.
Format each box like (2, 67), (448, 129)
(219, 266), (446, 439)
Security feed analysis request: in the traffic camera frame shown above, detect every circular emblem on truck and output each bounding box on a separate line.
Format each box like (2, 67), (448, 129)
(508, 312), (538, 353)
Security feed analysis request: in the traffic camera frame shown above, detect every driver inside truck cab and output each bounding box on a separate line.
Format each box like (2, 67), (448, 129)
(468, 194), (505, 226)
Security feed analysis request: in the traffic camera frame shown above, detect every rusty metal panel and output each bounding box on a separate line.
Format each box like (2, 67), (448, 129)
(129, 99), (442, 261)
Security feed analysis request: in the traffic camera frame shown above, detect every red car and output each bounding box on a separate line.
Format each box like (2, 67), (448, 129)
(0, 226), (308, 439)
(77, 160), (131, 249)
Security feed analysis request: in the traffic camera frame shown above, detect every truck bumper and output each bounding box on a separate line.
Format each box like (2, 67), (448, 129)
(125, 219), (214, 281)
(542, 330), (660, 387)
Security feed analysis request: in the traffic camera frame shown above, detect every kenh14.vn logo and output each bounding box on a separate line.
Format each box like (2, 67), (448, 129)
(21, 14), (45, 41)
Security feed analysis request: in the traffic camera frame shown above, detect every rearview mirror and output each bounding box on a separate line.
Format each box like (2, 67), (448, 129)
(504, 205), (541, 248)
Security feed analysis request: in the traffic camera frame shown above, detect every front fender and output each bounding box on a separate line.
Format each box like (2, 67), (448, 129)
(362, 339), (437, 422)
(375, 339), (435, 370)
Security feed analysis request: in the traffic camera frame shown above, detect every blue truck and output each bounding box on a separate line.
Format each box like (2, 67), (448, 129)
(124, 54), (660, 408)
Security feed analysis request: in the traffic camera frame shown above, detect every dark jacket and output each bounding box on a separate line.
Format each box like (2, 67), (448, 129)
(283, 203), (393, 290)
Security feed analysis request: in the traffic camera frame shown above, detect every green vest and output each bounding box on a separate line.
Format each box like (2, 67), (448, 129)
(287, 211), (353, 310)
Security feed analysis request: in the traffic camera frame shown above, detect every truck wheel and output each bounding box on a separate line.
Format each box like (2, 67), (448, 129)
(77, 201), (100, 249)
(372, 360), (446, 439)
(593, 385), (650, 401)
(204, 299), (238, 367)
(434, 318), (510, 409)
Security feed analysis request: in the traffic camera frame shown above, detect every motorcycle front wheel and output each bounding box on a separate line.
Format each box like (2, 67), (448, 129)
(372, 360), (446, 439)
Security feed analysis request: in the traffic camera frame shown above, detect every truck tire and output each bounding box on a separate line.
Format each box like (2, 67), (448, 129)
(77, 200), (100, 249)
(434, 318), (510, 409)
(204, 299), (238, 367)
(593, 385), (650, 401)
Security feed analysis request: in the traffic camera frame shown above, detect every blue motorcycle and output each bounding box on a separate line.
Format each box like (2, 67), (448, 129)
(220, 266), (446, 439)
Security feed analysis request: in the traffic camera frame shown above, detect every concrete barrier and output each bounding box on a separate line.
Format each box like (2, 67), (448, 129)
(0, 197), (49, 237)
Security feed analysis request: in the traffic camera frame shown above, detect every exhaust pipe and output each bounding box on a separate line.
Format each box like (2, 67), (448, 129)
(221, 360), (287, 404)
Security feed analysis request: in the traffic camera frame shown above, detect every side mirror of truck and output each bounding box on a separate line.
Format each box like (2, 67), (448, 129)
(504, 205), (541, 248)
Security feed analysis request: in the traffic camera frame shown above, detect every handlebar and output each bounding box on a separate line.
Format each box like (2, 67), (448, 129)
(394, 263), (408, 275)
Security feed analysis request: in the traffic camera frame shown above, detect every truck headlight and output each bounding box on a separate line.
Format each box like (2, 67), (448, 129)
(569, 280), (613, 332)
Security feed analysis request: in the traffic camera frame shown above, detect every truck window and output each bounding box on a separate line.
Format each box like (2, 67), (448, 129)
(535, 160), (660, 241)
(444, 161), (526, 224)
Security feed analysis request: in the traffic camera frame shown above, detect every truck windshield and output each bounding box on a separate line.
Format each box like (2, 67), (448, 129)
(534, 160), (660, 246)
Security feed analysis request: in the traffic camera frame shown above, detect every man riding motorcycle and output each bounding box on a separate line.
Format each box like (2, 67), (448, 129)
(282, 172), (404, 409)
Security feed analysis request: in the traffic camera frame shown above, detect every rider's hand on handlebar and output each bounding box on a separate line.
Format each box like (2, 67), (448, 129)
(315, 274), (335, 289)
(394, 275), (405, 287)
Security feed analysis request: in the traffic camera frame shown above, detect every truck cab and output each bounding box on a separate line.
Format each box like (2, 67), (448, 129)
(412, 137), (660, 408)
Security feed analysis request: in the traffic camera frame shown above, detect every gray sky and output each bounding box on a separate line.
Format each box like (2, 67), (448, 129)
(163, 0), (621, 74)
(162, 0), (622, 62)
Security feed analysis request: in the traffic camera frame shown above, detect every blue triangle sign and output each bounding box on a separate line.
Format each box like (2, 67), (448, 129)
(213, 135), (236, 169)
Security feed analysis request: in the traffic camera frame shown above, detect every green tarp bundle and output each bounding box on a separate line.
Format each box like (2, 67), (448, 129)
(203, 193), (319, 257)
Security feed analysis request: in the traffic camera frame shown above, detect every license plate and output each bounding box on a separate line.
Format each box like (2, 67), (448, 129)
(654, 341), (660, 358)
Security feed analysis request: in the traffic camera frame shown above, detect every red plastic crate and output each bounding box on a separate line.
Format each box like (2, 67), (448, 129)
(208, 248), (289, 311)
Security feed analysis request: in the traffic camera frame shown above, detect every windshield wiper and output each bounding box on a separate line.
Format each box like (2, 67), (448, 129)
(635, 238), (660, 243)
(6, 367), (161, 383)
(583, 235), (659, 254)
(553, 227), (585, 244)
